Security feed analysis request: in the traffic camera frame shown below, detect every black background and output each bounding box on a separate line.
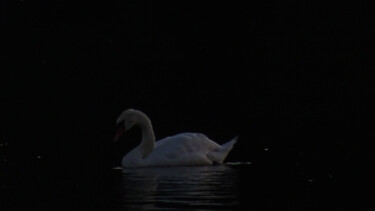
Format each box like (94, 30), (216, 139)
(0, 1), (372, 210)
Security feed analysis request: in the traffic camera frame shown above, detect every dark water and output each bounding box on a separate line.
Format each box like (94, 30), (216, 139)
(1, 161), (351, 210)
(119, 164), (242, 210)
(108, 163), (352, 210)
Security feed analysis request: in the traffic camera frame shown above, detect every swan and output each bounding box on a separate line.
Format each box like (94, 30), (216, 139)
(114, 109), (237, 168)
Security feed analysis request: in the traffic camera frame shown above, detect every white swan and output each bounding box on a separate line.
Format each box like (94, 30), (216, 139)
(114, 109), (237, 168)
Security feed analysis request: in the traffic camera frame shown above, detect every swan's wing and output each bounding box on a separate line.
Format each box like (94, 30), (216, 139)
(155, 133), (220, 152)
(144, 133), (221, 166)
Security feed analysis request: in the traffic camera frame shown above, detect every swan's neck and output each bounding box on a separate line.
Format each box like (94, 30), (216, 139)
(138, 117), (155, 158)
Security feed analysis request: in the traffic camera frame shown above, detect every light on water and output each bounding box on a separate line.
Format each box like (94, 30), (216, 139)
(112, 167), (123, 170)
(120, 165), (240, 210)
(226, 162), (252, 165)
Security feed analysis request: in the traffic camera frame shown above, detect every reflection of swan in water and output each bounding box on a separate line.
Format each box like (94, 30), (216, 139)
(114, 109), (238, 168)
(121, 165), (239, 210)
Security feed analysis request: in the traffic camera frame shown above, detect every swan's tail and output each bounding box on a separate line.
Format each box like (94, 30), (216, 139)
(208, 136), (238, 164)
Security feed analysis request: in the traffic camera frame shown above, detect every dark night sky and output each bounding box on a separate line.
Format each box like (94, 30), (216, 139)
(0, 1), (372, 200)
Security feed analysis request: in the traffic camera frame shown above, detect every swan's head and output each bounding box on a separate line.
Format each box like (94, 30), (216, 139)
(114, 109), (146, 142)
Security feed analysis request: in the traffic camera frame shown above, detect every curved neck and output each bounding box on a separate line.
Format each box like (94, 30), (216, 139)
(137, 116), (155, 158)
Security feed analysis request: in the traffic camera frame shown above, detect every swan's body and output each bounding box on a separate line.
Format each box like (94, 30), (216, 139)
(122, 132), (237, 167)
(114, 109), (237, 168)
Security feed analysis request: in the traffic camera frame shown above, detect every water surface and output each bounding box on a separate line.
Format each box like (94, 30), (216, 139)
(1, 162), (339, 210)
(119, 164), (241, 210)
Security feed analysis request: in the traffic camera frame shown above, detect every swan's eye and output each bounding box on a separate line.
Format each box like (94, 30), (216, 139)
(116, 120), (125, 128)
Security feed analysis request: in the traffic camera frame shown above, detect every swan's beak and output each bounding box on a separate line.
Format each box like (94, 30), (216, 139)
(113, 126), (125, 142)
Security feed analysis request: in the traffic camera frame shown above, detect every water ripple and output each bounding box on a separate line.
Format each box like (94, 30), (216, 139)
(121, 165), (239, 210)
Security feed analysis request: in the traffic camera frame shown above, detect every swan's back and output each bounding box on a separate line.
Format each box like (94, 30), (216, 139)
(155, 133), (220, 152)
(143, 133), (222, 166)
